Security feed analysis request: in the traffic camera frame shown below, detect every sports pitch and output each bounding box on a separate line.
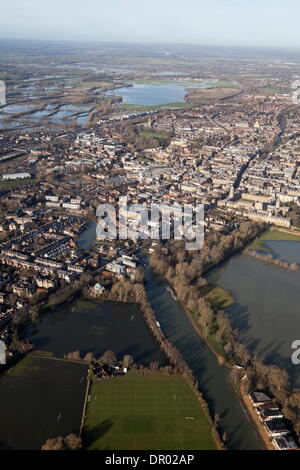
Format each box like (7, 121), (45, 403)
(83, 373), (217, 450)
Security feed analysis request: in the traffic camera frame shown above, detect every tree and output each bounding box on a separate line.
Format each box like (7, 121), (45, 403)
(234, 342), (250, 366)
(29, 306), (40, 322)
(134, 267), (145, 283)
(83, 352), (94, 363)
(254, 361), (289, 396)
(214, 413), (220, 426)
(290, 262), (299, 272)
(100, 350), (117, 366)
(64, 434), (82, 450)
(224, 342), (233, 357)
(215, 311), (232, 343)
(64, 350), (81, 361)
(265, 365), (289, 394)
(197, 300), (214, 335)
(13, 327), (20, 343)
(41, 436), (64, 450)
(122, 354), (134, 369)
(42, 434), (82, 450)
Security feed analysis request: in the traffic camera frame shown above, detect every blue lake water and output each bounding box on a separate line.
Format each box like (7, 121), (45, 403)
(106, 82), (212, 106)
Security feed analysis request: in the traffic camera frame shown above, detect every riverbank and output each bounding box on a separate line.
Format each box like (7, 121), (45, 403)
(182, 304), (227, 366)
(239, 384), (275, 450)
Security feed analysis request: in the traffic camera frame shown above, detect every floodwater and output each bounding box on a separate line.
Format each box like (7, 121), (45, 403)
(0, 356), (87, 450)
(105, 81), (213, 106)
(77, 221), (97, 249)
(208, 240), (300, 388)
(29, 299), (167, 367)
(50, 104), (91, 121)
(0, 101), (91, 130)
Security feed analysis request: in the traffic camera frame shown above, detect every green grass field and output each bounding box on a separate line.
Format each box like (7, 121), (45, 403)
(83, 373), (217, 450)
(140, 130), (170, 140)
(120, 102), (194, 111)
(133, 79), (238, 88)
(247, 229), (300, 252)
(265, 87), (292, 95)
(0, 177), (36, 189)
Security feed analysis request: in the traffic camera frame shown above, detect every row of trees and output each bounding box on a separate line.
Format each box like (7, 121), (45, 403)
(150, 221), (264, 280)
(42, 434), (82, 451)
(245, 249), (299, 271)
(149, 225), (300, 440)
(63, 349), (134, 369)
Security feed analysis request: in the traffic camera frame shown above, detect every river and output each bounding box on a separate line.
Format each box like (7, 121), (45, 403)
(144, 264), (263, 450)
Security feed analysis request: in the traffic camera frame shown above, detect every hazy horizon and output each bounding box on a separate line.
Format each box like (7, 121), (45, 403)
(0, 0), (300, 49)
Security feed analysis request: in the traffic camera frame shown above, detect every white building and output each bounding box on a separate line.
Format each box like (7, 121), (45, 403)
(2, 172), (31, 180)
(106, 262), (126, 275)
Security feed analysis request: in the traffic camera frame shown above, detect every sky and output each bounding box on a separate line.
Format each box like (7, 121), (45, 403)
(0, 0), (299, 48)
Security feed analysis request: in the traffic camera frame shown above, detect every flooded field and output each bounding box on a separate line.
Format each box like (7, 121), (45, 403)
(0, 355), (87, 450)
(208, 240), (300, 387)
(29, 298), (167, 366)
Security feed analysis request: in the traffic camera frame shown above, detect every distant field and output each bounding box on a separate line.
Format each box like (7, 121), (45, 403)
(134, 79), (238, 88)
(265, 87), (292, 95)
(134, 79), (207, 87)
(120, 102), (193, 111)
(210, 81), (238, 88)
(76, 80), (114, 89)
(83, 373), (217, 450)
(140, 130), (170, 140)
(247, 229), (300, 251)
(0, 177), (36, 189)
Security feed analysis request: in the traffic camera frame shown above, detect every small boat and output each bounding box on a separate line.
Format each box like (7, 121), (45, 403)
(166, 285), (177, 301)
(156, 321), (161, 329)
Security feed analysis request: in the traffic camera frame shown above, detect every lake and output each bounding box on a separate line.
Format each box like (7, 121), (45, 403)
(208, 240), (300, 388)
(105, 81), (213, 106)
